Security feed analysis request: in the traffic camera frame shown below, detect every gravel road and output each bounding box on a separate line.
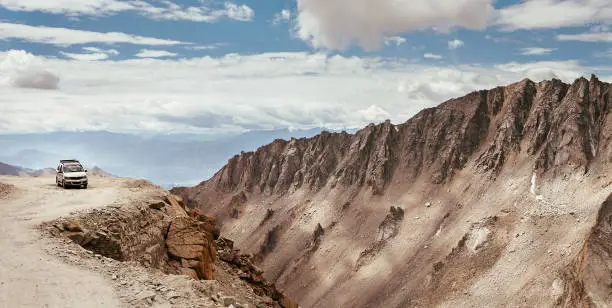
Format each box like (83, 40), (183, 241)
(0, 175), (126, 308)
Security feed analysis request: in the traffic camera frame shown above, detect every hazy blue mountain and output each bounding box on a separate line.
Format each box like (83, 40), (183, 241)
(0, 128), (348, 186)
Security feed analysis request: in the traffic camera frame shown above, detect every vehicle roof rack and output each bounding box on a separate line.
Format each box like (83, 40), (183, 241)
(60, 159), (80, 164)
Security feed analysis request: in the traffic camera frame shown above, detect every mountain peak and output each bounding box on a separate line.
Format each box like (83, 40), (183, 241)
(175, 75), (611, 215)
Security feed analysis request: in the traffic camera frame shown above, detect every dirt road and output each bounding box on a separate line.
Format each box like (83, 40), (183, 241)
(0, 175), (130, 308)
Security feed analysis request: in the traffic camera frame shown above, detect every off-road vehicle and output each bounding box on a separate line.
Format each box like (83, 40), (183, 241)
(56, 159), (88, 189)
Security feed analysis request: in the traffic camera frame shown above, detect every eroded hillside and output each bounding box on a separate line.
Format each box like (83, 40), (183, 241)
(174, 76), (612, 307)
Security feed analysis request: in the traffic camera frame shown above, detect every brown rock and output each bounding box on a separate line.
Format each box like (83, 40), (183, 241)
(197, 257), (214, 280)
(148, 200), (166, 210)
(163, 195), (189, 218)
(181, 258), (200, 268)
(63, 221), (83, 232)
(166, 217), (216, 280)
(279, 293), (298, 308)
(179, 267), (198, 280)
(65, 231), (86, 245)
(166, 217), (211, 260)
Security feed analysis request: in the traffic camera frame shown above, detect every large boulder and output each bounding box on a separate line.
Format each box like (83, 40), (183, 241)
(166, 216), (216, 280)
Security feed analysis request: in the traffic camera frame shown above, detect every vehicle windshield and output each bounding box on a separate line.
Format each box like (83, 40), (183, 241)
(63, 165), (84, 173)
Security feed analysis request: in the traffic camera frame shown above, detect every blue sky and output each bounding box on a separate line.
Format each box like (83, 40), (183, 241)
(1, 0), (612, 134)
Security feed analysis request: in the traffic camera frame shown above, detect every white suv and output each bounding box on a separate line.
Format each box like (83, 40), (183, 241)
(56, 159), (88, 189)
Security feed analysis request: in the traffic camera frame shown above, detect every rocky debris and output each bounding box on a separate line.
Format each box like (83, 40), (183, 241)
(0, 182), (15, 199)
(356, 206), (405, 270)
(256, 225), (281, 262)
(220, 295), (236, 306)
(560, 193), (612, 306)
(312, 223), (324, 246)
(229, 192), (248, 219)
(42, 188), (299, 308)
(397, 215), (509, 307)
(189, 208), (221, 240)
(41, 230), (273, 308)
(377, 206), (404, 242)
(215, 238), (298, 308)
(259, 209), (275, 226)
(148, 200), (166, 210)
(124, 179), (160, 189)
(62, 221), (83, 232)
(47, 195), (218, 277)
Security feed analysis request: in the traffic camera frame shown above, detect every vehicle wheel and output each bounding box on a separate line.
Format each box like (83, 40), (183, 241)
(62, 180), (68, 189)
(56, 180), (60, 187)
(83, 184), (88, 189)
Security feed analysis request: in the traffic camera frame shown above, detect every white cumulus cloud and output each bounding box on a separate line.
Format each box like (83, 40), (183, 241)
(557, 32), (612, 42)
(294, 0), (495, 51)
(496, 0), (612, 31)
(0, 0), (255, 23)
(0, 50), (609, 134)
(61, 51), (109, 61)
(0, 50), (60, 90)
(448, 39), (464, 50)
(520, 47), (556, 56)
(224, 2), (255, 22)
(423, 53), (443, 59)
(135, 49), (178, 58)
(0, 22), (187, 46)
(273, 9), (291, 24)
(82, 47), (120, 55)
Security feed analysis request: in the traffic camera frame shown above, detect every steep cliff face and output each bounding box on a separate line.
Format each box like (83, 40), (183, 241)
(173, 76), (612, 308)
(561, 193), (612, 307)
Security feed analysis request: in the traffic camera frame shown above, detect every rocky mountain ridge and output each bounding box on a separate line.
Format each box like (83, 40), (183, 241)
(178, 75), (610, 213)
(173, 75), (612, 307)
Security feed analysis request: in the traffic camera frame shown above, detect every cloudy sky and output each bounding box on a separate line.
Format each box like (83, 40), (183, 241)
(1, 0), (612, 135)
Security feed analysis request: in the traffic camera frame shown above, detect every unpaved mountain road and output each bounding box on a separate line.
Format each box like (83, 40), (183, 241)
(0, 175), (131, 308)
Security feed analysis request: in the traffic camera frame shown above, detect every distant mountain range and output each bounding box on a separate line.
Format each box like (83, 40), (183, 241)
(0, 161), (113, 178)
(0, 128), (349, 186)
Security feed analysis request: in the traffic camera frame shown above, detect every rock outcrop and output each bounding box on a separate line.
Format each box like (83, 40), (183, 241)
(48, 190), (298, 307)
(166, 216), (217, 280)
(50, 195), (194, 273)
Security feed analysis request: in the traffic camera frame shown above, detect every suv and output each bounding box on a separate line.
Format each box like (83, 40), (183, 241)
(56, 159), (88, 189)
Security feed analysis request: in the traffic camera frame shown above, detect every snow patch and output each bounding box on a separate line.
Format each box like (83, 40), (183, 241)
(466, 227), (491, 253)
(550, 278), (565, 301)
(434, 225), (442, 237)
(530, 172), (545, 200)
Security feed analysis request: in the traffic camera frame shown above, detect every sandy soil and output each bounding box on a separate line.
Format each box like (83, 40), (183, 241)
(0, 175), (128, 308)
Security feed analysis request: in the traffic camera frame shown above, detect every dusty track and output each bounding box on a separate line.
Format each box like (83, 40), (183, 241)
(0, 175), (136, 308)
